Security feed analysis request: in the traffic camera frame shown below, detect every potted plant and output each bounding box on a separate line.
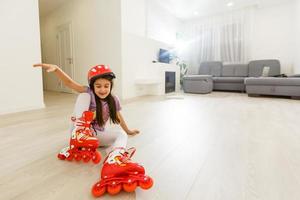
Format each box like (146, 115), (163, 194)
(176, 59), (188, 88)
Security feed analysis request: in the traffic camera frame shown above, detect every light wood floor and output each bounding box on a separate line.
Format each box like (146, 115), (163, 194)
(1, 91), (300, 200)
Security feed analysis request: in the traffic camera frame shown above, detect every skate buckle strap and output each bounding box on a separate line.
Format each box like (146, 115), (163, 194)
(105, 147), (136, 164)
(76, 119), (91, 128)
(120, 147), (136, 163)
(125, 147), (136, 158)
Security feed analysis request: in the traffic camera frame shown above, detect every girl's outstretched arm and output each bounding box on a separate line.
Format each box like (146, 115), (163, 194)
(117, 111), (140, 135)
(33, 63), (86, 93)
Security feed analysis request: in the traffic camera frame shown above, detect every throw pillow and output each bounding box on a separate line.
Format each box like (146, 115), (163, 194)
(262, 66), (270, 77)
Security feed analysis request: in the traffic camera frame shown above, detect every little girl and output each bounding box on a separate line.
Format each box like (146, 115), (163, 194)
(34, 63), (153, 196)
(34, 63), (139, 149)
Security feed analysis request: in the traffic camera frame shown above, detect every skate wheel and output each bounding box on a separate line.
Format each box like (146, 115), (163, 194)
(92, 151), (101, 164)
(74, 153), (82, 161)
(139, 176), (153, 190)
(107, 183), (122, 195)
(123, 180), (137, 192)
(83, 155), (91, 162)
(91, 182), (106, 197)
(66, 154), (74, 161)
(57, 154), (66, 160)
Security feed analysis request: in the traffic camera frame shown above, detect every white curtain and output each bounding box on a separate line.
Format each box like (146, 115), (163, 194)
(181, 8), (253, 74)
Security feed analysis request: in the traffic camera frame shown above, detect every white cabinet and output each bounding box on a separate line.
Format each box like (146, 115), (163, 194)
(135, 62), (180, 95)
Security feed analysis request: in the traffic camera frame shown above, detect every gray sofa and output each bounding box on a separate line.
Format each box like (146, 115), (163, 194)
(213, 63), (248, 91)
(183, 61), (249, 93)
(183, 59), (300, 98)
(245, 77), (300, 98)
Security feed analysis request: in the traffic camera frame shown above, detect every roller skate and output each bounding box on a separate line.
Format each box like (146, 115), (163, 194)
(91, 147), (153, 197)
(57, 111), (101, 164)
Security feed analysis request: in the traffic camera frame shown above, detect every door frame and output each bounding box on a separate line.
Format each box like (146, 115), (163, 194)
(56, 21), (75, 93)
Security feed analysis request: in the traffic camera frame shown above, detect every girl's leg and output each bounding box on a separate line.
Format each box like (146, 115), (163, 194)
(70, 93), (91, 132)
(59, 93), (101, 163)
(73, 93), (91, 118)
(95, 127), (128, 153)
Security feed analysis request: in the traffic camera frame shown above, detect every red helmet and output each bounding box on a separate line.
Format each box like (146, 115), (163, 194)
(87, 64), (116, 84)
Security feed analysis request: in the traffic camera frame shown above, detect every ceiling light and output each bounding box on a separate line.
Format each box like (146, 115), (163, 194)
(227, 2), (234, 7)
(193, 11), (199, 16)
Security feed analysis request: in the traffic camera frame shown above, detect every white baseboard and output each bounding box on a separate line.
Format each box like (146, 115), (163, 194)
(0, 103), (45, 116)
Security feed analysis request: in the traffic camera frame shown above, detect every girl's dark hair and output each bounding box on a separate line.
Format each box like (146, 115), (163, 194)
(90, 75), (120, 127)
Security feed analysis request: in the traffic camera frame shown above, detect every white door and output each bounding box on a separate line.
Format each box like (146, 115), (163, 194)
(56, 23), (74, 93)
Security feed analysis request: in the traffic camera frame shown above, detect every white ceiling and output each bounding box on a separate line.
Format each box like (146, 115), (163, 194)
(151, 0), (294, 20)
(38, 0), (293, 19)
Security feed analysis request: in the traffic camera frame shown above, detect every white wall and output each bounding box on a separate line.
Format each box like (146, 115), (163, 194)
(294, 0), (300, 74)
(121, 34), (171, 99)
(40, 0), (122, 98)
(121, 0), (147, 37)
(121, 0), (180, 99)
(0, 0), (44, 115)
(249, 2), (295, 74)
(121, 0), (181, 43)
(146, 1), (181, 45)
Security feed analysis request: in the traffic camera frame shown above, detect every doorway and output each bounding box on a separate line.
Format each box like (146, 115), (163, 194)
(56, 22), (74, 93)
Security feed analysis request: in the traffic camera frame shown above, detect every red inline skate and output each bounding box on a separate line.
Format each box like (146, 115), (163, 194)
(91, 147), (153, 197)
(57, 111), (101, 164)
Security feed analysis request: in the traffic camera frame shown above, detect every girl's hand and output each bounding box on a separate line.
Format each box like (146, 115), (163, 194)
(33, 63), (58, 72)
(127, 129), (140, 135)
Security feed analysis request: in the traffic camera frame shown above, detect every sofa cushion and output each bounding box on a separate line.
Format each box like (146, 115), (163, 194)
(245, 77), (300, 86)
(222, 64), (248, 77)
(213, 77), (245, 83)
(199, 61), (222, 76)
(248, 59), (280, 77)
(183, 75), (212, 80)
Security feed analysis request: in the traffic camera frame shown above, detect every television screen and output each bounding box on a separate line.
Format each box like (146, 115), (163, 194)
(158, 49), (170, 63)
